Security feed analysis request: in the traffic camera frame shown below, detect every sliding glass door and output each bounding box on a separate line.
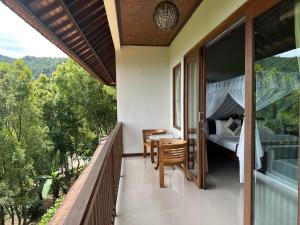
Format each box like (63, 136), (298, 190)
(253, 0), (300, 224)
(185, 49), (200, 186)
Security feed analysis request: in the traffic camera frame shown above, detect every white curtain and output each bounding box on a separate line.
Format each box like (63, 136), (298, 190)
(206, 73), (300, 183)
(206, 80), (229, 118)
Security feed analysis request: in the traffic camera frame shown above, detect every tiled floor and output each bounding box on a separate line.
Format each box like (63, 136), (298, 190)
(115, 155), (243, 225)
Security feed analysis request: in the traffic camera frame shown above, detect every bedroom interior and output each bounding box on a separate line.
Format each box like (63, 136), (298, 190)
(205, 23), (245, 187)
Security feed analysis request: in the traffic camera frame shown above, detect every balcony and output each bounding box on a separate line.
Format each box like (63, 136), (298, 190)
(50, 122), (243, 225)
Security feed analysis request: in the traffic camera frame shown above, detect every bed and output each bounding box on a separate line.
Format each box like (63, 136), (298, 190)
(208, 133), (298, 152)
(207, 134), (239, 152)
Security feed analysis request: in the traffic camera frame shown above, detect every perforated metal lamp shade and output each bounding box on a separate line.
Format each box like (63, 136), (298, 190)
(153, 1), (179, 31)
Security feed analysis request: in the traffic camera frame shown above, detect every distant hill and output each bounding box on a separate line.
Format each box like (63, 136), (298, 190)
(0, 54), (67, 79)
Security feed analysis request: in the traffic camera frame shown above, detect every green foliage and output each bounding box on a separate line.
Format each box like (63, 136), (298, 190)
(42, 179), (53, 200)
(256, 56), (300, 135)
(0, 58), (116, 224)
(0, 54), (67, 79)
(39, 196), (64, 225)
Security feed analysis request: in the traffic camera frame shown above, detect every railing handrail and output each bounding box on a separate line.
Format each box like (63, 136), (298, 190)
(50, 122), (122, 225)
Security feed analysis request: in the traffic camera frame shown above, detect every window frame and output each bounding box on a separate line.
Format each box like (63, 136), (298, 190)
(173, 63), (182, 130)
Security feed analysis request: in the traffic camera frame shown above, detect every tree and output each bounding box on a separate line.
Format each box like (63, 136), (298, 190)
(0, 60), (52, 225)
(0, 59), (117, 224)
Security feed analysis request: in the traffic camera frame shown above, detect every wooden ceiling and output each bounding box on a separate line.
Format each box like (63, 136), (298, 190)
(116, 0), (202, 46)
(3, 0), (116, 85)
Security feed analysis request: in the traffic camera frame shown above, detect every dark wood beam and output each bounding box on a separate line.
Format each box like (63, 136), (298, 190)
(68, 38), (84, 49)
(45, 10), (66, 25)
(84, 23), (106, 39)
(63, 32), (80, 44)
(70, 0), (99, 17)
(72, 41), (88, 53)
(58, 0), (113, 83)
(79, 49), (92, 58)
(65, 0), (82, 9)
(80, 12), (107, 30)
(36, 1), (61, 17)
(56, 26), (76, 37)
(51, 19), (72, 33)
(93, 35), (112, 50)
(82, 17), (108, 35)
(87, 58), (97, 66)
(88, 29), (110, 45)
(77, 6), (106, 26)
(83, 53), (95, 62)
(75, 2), (105, 22)
(25, 0), (39, 5)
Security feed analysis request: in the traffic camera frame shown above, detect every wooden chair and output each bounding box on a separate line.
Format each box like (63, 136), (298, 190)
(142, 129), (167, 163)
(159, 138), (188, 188)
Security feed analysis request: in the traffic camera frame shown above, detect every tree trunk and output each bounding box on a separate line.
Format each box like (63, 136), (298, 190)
(15, 209), (21, 225)
(9, 207), (15, 225)
(76, 155), (81, 178)
(0, 206), (5, 225)
(21, 207), (28, 225)
(22, 217), (27, 225)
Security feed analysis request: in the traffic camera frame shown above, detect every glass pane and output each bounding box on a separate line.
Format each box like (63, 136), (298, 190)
(174, 67), (181, 128)
(253, 1), (300, 224)
(187, 60), (198, 177)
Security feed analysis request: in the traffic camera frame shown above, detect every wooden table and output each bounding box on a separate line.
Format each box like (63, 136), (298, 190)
(148, 133), (180, 169)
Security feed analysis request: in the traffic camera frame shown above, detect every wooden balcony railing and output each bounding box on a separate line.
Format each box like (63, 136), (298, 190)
(50, 123), (123, 225)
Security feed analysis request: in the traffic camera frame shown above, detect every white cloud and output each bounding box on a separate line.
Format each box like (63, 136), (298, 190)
(0, 2), (66, 58)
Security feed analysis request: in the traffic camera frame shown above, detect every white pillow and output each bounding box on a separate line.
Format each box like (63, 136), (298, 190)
(225, 119), (241, 136)
(215, 119), (233, 137)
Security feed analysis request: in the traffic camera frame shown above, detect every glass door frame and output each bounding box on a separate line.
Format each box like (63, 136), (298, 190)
(184, 48), (202, 188)
(244, 1), (300, 225)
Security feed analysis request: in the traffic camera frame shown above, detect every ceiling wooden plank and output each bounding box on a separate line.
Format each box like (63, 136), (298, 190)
(58, 0), (113, 83)
(69, 0), (99, 17)
(116, 0), (202, 46)
(35, 1), (62, 17)
(77, 5), (106, 26)
(51, 19), (72, 32)
(45, 10), (66, 25)
(56, 26), (76, 37)
(82, 17), (108, 34)
(63, 32), (80, 44)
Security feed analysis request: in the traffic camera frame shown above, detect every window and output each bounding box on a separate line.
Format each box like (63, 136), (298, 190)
(253, 1), (300, 224)
(173, 63), (181, 129)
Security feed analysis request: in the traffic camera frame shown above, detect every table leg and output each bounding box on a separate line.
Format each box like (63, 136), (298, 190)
(150, 140), (155, 163)
(155, 145), (160, 170)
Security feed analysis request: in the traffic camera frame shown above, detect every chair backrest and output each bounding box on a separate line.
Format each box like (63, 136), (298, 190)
(159, 138), (187, 164)
(142, 129), (167, 143)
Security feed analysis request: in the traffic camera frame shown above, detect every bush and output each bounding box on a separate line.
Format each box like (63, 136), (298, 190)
(39, 196), (64, 225)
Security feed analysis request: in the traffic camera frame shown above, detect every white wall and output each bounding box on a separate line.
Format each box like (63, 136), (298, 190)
(116, 46), (170, 154)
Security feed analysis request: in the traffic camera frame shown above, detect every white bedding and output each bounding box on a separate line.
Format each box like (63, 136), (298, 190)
(208, 134), (239, 152)
(208, 134), (298, 153)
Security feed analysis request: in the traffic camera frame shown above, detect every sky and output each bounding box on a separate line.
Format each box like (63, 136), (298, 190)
(277, 48), (300, 58)
(0, 2), (66, 58)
